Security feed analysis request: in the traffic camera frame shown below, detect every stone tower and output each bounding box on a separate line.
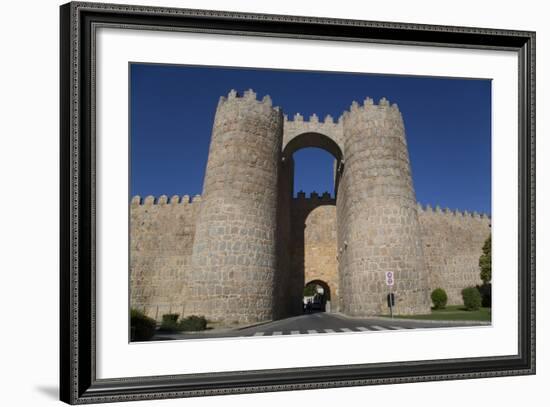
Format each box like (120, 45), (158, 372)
(337, 98), (431, 315)
(186, 89), (283, 324)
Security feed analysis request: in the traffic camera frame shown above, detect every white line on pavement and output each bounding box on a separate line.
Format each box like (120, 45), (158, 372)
(272, 331), (282, 335)
(340, 328), (353, 332)
(307, 329), (318, 334)
(290, 330), (301, 335)
(356, 327), (369, 331)
(324, 329), (335, 333)
(389, 326), (405, 330)
(253, 332), (264, 336)
(370, 325), (388, 331)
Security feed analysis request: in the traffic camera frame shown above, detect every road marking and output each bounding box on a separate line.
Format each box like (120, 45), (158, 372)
(389, 326), (405, 330)
(324, 329), (335, 333)
(340, 328), (353, 332)
(253, 332), (264, 336)
(355, 327), (370, 331)
(370, 325), (388, 331)
(272, 331), (282, 335)
(307, 329), (318, 334)
(290, 330), (301, 335)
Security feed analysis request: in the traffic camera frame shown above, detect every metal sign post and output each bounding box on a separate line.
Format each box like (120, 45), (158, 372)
(385, 271), (395, 319)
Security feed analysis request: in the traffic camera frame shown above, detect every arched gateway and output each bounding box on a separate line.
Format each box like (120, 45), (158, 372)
(130, 89), (491, 325)
(277, 129), (343, 318)
(181, 89), (431, 324)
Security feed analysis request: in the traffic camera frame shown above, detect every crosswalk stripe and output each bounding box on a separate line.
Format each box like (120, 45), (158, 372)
(252, 326), (412, 336)
(340, 328), (353, 332)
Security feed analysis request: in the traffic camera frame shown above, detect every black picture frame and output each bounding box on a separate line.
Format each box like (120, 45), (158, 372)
(60, 1), (536, 404)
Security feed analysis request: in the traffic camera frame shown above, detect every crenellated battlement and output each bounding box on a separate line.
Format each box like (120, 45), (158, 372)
(218, 91), (400, 123)
(284, 96), (399, 126)
(341, 96), (401, 121)
(217, 88), (281, 113)
(131, 194), (202, 207)
(293, 190), (335, 203)
(417, 203), (491, 220)
(284, 112), (344, 125)
(350, 96), (400, 112)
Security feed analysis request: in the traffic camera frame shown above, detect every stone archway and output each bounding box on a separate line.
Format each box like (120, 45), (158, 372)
(299, 204), (339, 313)
(304, 280), (332, 313)
(281, 131), (345, 199)
(273, 131), (343, 319)
(282, 114), (345, 161)
(283, 131), (343, 162)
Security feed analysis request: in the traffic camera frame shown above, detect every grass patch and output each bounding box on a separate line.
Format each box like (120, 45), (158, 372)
(383, 305), (491, 321)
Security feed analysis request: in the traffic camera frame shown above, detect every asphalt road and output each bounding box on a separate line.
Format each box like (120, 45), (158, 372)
(152, 312), (489, 341)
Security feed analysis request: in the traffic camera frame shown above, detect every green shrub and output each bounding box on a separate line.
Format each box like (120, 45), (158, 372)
(162, 313), (179, 322)
(159, 313), (180, 332)
(130, 308), (156, 341)
(461, 287), (482, 311)
(431, 288), (448, 310)
(178, 315), (207, 331)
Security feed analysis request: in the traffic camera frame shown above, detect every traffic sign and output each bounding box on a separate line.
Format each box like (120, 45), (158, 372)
(385, 271), (394, 286)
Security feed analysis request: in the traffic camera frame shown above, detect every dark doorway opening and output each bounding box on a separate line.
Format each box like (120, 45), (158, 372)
(303, 280), (331, 313)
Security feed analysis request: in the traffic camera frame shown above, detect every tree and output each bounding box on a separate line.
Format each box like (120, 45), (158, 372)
(479, 235), (491, 284)
(303, 284), (317, 297)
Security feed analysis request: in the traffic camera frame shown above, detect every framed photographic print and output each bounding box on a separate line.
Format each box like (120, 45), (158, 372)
(60, 1), (535, 404)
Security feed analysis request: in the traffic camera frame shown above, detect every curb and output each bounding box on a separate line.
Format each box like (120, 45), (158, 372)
(331, 312), (491, 326)
(372, 317), (491, 326)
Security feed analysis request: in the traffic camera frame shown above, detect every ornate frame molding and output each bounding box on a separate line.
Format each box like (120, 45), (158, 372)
(60, 2), (535, 404)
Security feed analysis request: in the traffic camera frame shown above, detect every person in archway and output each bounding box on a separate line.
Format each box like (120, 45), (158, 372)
(306, 299), (312, 314)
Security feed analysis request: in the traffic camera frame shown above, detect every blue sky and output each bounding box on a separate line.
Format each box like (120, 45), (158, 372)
(130, 64), (491, 214)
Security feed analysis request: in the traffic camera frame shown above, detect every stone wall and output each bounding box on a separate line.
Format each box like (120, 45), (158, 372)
(417, 205), (491, 304)
(290, 192), (339, 312)
(130, 194), (490, 320)
(274, 152), (302, 319)
(130, 194), (201, 320)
